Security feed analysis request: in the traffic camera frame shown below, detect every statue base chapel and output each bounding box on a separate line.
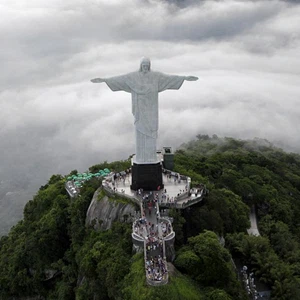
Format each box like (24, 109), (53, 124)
(131, 160), (164, 191)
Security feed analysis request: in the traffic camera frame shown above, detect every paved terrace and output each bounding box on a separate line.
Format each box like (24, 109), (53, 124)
(103, 171), (206, 209)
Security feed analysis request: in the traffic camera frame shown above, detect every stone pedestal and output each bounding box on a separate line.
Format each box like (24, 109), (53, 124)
(131, 162), (164, 191)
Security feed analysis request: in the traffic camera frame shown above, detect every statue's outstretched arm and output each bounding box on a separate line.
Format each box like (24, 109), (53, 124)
(91, 78), (106, 83)
(185, 76), (198, 81)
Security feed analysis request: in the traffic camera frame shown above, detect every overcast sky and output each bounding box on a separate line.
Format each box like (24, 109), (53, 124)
(0, 0), (300, 232)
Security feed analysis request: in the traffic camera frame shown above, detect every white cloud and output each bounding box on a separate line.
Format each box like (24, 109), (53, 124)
(0, 0), (300, 233)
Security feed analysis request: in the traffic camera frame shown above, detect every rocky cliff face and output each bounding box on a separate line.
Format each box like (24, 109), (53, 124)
(86, 188), (138, 231)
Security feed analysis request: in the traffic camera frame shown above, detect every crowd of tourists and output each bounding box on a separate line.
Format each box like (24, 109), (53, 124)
(102, 172), (178, 284)
(146, 240), (163, 254)
(103, 170), (198, 208)
(133, 218), (148, 237)
(160, 220), (172, 237)
(133, 217), (172, 240)
(146, 255), (167, 282)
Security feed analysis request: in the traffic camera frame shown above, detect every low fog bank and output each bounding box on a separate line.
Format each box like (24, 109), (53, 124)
(1, 133), (299, 236)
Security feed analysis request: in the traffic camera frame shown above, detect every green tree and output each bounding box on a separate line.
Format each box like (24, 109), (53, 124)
(205, 289), (232, 300)
(175, 231), (244, 298)
(205, 189), (250, 234)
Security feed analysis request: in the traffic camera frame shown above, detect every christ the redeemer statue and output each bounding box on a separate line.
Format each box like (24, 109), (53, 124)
(91, 57), (198, 164)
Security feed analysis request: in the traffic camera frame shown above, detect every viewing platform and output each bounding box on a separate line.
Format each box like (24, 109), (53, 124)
(102, 170), (206, 210)
(66, 167), (207, 286)
(101, 169), (207, 286)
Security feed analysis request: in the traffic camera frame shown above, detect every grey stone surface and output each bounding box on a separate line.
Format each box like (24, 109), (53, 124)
(165, 238), (176, 261)
(91, 57), (198, 164)
(86, 188), (137, 231)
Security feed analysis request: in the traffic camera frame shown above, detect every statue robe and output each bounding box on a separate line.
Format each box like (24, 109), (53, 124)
(105, 71), (185, 163)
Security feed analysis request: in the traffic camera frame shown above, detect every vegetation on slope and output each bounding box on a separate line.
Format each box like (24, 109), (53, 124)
(173, 135), (300, 299)
(123, 253), (205, 300)
(1, 136), (300, 299)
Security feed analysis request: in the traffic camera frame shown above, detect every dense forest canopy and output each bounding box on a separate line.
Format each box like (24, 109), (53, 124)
(1, 135), (300, 299)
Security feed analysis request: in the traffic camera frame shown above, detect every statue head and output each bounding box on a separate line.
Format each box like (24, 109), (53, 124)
(139, 57), (151, 73)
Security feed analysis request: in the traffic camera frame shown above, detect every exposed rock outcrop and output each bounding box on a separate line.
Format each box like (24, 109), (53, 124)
(165, 237), (176, 262)
(86, 188), (138, 231)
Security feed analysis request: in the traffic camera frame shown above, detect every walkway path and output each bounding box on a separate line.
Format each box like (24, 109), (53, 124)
(101, 170), (206, 285)
(65, 168), (207, 285)
(247, 205), (260, 236)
